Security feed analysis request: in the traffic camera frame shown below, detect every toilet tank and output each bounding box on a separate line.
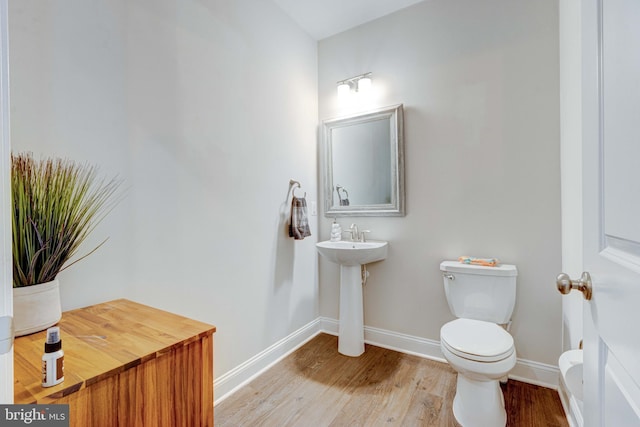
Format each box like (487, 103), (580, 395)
(440, 261), (517, 324)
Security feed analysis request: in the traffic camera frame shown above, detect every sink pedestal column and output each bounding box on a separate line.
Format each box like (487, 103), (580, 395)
(338, 265), (364, 357)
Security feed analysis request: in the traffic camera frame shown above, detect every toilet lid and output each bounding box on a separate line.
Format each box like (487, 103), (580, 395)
(441, 318), (514, 362)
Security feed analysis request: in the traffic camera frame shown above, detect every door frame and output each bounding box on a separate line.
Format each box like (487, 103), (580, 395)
(559, 0), (585, 421)
(0, 0), (13, 405)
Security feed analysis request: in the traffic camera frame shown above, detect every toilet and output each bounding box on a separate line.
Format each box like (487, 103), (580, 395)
(439, 260), (518, 427)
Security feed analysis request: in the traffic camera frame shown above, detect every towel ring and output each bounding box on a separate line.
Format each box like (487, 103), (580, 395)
(289, 179), (306, 199)
(292, 186), (306, 198)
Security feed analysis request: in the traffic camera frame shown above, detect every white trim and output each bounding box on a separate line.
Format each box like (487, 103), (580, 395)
(214, 318), (322, 405)
(558, 380), (584, 427)
(319, 317), (446, 362)
(215, 316), (562, 405)
(509, 357), (560, 390)
(0, 0), (13, 405)
(321, 317), (559, 389)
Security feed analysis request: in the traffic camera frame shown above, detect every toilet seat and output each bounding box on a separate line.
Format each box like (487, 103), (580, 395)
(441, 318), (514, 362)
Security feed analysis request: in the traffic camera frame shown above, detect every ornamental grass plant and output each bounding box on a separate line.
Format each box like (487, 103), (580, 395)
(12, 152), (122, 288)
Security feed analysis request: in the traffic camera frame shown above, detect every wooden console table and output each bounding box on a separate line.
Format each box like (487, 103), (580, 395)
(13, 299), (216, 426)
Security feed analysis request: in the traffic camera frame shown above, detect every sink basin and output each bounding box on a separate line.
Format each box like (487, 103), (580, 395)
(316, 240), (388, 266)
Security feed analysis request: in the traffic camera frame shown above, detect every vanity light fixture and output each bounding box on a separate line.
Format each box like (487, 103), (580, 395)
(336, 72), (372, 97)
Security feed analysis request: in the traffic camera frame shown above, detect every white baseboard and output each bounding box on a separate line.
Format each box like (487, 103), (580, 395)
(321, 317), (559, 389)
(558, 376), (584, 427)
(214, 318), (322, 405)
(319, 317), (446, 362)
(214, 316), (561, 405)
(509, 357), (560, 389)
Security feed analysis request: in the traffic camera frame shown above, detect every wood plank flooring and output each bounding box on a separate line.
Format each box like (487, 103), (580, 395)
(215, 333), (568, 427)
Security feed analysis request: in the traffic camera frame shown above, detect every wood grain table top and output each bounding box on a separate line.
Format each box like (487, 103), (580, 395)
(13, 299), (216, 404)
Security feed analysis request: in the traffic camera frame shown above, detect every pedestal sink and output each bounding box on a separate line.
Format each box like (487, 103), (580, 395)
(316, 240), (388, 357)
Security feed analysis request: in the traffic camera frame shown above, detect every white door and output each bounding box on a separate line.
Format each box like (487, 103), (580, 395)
(581, 0), (640, 424)
(0, 0), (13, 405)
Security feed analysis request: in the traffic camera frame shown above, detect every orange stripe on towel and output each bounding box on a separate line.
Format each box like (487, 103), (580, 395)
(458, 256), (499, 267)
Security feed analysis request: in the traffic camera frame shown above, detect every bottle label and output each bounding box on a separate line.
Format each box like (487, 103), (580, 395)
(56, 356), (64, 381)
(42, 353), (64, 386)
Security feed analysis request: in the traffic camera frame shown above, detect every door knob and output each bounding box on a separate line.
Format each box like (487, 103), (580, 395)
(556, 272), (593, 300)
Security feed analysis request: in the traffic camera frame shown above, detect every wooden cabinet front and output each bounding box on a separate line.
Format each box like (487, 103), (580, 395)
(14, 299), (216, 426)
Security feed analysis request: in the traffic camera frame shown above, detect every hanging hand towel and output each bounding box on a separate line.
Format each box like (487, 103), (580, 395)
(289, 196), (311, 240)
(458, 256), (500, 267)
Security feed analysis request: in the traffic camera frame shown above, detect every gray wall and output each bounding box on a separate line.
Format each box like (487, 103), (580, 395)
(318, 0), (563, 365)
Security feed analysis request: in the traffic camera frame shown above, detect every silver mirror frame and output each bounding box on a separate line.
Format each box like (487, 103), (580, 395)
(322, 104), (405, 217)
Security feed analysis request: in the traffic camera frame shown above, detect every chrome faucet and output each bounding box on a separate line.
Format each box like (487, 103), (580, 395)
(349, 224), (358, 241)
(347, 224), (371, 242)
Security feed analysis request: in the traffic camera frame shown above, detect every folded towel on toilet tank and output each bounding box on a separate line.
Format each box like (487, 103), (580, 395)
(458, 256), (500, 267)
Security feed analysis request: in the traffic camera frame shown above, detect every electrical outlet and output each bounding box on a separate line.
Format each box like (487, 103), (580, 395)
(310, 201), (317, 216)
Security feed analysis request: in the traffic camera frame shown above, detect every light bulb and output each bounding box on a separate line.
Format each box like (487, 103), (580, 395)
(337, 83), (351, 98)
(357, 77), (371, 93)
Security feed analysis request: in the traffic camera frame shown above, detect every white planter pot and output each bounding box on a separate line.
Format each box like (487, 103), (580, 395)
(13, 279), (62, 336)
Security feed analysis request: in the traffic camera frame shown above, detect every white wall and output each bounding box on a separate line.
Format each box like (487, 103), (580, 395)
(123, 0), (318, 378)
(318, 0), (563, 366)
(9, 1), (132, 309)
(9, 0), (318, 379)
(8, 0), (564, 388)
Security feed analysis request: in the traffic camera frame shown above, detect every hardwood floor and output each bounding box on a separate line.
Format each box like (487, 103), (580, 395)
(215, 333), (568, 427)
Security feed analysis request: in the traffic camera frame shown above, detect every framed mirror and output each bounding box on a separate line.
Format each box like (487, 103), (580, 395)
(322, 104), (404, 217)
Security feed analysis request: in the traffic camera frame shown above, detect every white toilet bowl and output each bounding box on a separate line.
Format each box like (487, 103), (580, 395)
(441, 318), (516, 427)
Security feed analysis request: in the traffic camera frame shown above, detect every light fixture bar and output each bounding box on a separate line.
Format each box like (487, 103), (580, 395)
(336, 72), (372, 87)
